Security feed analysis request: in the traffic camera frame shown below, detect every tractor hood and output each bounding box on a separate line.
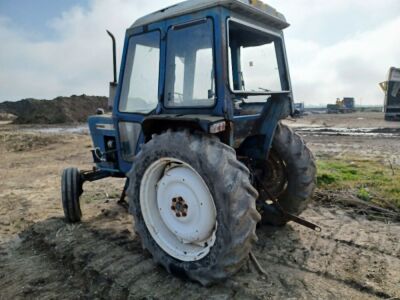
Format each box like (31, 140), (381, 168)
(131, 0), (289, 30)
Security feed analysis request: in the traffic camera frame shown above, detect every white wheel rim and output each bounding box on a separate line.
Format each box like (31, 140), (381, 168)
(140, 158), (217, 261)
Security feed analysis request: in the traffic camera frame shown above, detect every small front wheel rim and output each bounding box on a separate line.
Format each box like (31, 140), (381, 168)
(139, 158), (217, 262)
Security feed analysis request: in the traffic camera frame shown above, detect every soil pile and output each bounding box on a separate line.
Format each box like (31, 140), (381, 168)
(0, 112), (16, 121)
(0, 95), (108, 124)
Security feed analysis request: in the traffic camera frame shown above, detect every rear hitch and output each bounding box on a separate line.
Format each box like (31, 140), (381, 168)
(280, 210), (321, 232)
(117, 179), (129, 210)
(257, 176), (322, 232)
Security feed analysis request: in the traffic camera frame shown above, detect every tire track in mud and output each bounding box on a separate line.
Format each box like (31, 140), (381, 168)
(255, 205), (400, 299)
(18, 217), (241, 299)
(1, 203), (399, 299)
(0, 238), (91, 299)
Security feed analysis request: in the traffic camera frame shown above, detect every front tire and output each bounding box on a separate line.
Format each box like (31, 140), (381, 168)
(127, 131), (260, 286)
(61, 167), (83, 223)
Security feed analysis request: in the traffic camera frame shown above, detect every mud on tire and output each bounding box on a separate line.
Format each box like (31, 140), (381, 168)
(258, 123), (316, 226)
(126, 131), (260, 286)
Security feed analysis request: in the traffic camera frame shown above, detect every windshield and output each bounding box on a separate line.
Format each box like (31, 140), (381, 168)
(164, 19), (215, 108)
(119, 31), (160, 114)
(228, 20), (286, 96)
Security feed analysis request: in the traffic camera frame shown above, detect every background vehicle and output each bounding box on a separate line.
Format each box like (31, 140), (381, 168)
(327, 97), (355, 114)
(380, 67), (400, 121)
(61, 0), (316, 285)
(293, 102), (305, 117)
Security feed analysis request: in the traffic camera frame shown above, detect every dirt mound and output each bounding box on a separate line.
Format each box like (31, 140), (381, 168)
(0, 112), (16, 122)
(0, 95), (108, 124)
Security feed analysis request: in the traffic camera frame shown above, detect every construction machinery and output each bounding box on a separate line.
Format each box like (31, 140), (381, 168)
(293, 102), (305, 117)
(327, 97), (355, 114)
(61, 0), (316, 285)
(380, 67), (400, 121)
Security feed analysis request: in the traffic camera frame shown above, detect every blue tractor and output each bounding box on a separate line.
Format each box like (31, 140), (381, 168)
(61, 0), (316, 285)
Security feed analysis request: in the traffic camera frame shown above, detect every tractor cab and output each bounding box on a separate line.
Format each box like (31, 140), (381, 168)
(88, 0), (293, 175)
(62, 0), (317, 286)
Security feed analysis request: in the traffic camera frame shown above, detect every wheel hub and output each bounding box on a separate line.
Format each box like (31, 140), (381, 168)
(248, 150), (287, 200)
(171, 197), (188, 217)
(139, 158), (217, 261)
(157, 166), (216, 244)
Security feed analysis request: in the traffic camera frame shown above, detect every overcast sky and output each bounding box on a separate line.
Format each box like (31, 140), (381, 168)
(0, 0), (399, 105)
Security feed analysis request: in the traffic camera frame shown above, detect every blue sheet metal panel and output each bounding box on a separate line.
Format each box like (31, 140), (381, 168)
(277, 32), (294, 114)
(257, 95), (287, 157)
(214, 7), (230, 118)
(114, 21), (164, 120)
(225, 7), (292, 153)
(157, 7), (227, 118)
(225, 9), (292, 97)
(235, 94), (288, 160)
(112, 21), (165, 174)
(233, 114), (261, 121)
(87, 115), (120, 172)
(88, 115), (115, 148)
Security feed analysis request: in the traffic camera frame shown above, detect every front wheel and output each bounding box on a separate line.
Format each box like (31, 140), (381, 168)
(61, 167), (83, 223)
(127, 131), (260, 286)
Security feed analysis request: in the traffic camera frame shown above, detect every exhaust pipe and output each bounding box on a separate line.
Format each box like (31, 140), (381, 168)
(106, 30), (117, 110)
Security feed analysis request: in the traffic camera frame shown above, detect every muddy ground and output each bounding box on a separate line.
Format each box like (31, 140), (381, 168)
(284, 112), (400, 166)
(0, 112), (399, 299)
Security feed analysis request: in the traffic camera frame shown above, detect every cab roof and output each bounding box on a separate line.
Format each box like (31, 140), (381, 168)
(131, 0), (289, 30)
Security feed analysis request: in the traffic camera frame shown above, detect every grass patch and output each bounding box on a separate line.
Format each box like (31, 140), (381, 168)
(356, 187), (371, 201)
(317, 158), (400, 209)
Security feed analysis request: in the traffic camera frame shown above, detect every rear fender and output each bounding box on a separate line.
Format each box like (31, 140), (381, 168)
(142, 115), (231, 144)
(234, 93), (290, 161)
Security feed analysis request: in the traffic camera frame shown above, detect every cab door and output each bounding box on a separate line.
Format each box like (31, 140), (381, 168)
(113, 29), (162, 174)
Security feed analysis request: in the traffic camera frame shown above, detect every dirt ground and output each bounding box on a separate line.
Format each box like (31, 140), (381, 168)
(291, 112), (399, 129)
(0, 112), (399, 299)
(284, 112), (400, 166)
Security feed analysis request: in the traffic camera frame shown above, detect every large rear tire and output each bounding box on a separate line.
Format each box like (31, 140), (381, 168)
(254, 123), (316, 226)
(127, 131), (260, 286)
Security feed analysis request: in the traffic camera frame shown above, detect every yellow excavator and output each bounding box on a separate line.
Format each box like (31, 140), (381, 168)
(327, 97), (355, 114)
